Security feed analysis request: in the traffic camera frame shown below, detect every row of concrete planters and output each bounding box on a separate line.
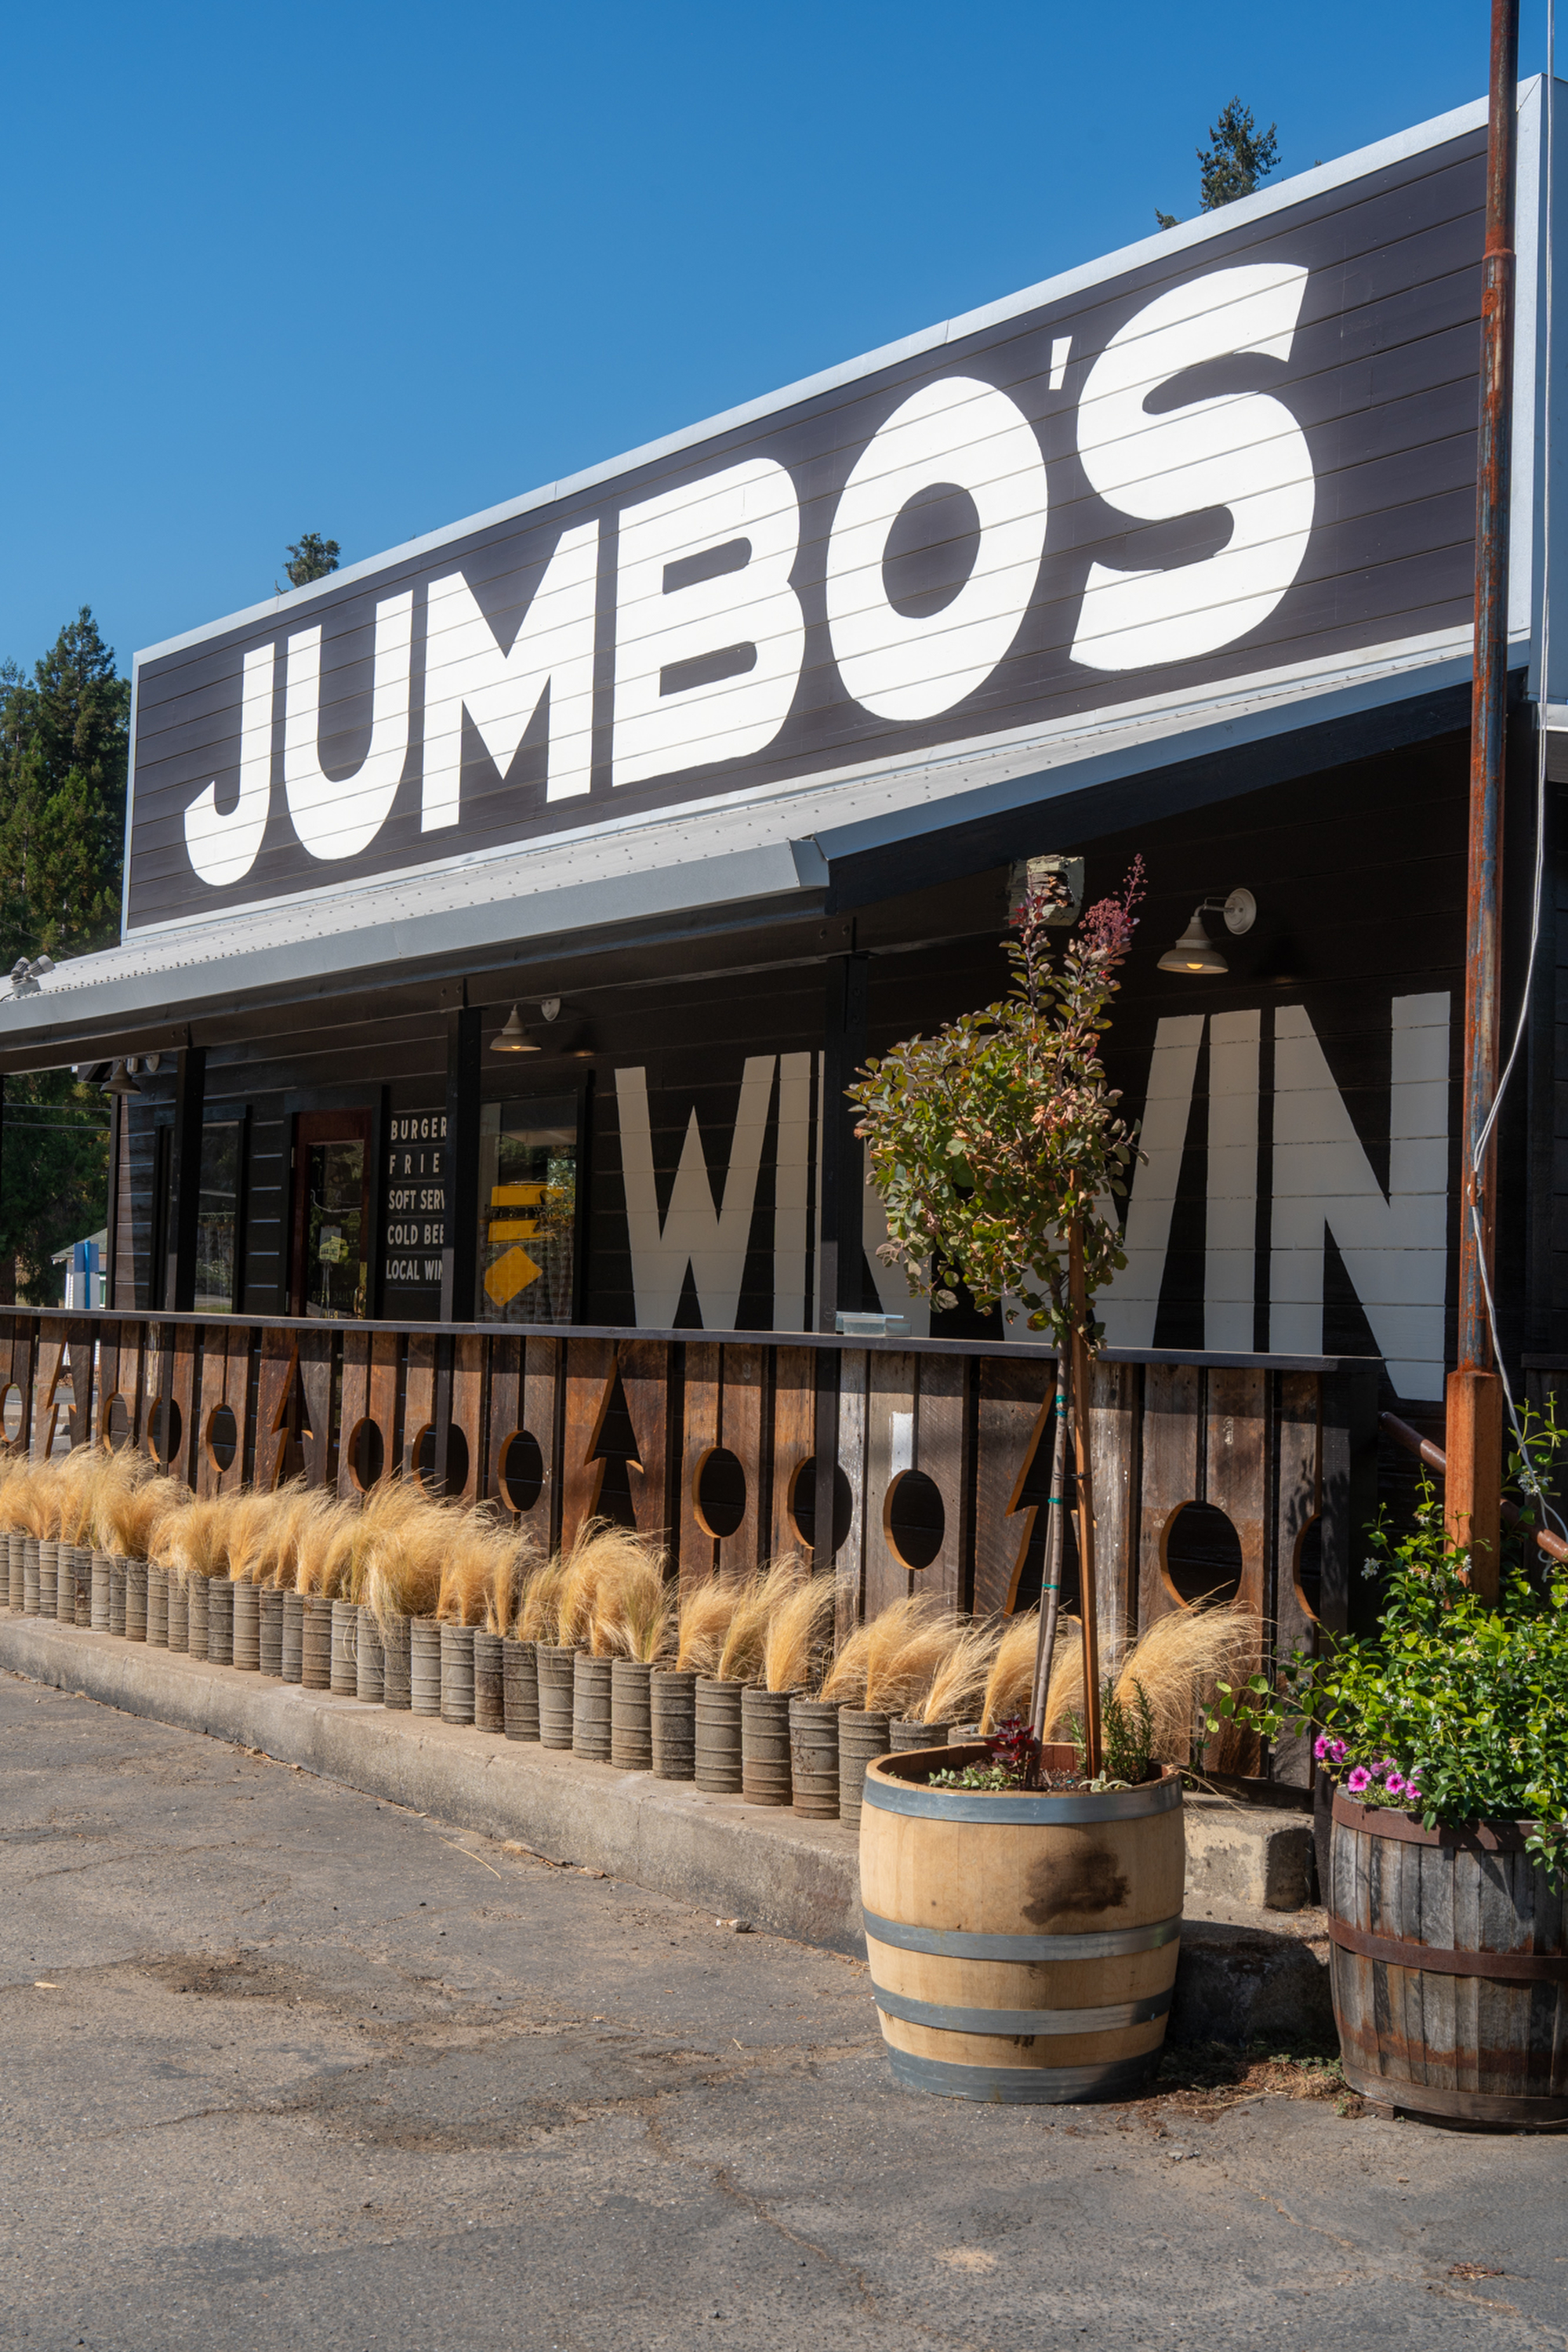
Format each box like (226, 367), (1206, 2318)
(860, 1745), (1186, 2105)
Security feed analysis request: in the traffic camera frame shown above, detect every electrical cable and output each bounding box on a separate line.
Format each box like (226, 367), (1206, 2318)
(1471, 19), (1566, 1532)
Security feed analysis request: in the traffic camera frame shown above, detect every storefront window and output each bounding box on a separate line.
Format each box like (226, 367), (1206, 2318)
(304, 1138), (368, 1318)
(477, 1098), (579, 1323)
(193, 1119), (244, 1312)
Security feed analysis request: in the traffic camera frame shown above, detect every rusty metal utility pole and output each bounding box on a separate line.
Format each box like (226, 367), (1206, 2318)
(1447, 0), (1519, 1599)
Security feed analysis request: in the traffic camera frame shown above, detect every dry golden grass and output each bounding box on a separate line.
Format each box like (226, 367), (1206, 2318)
(517, 1551), (568, 1643)
(980, 1608), (1041, 1732)
(58, 1447), (120, 1547)
(865, 1602), (960, 1718)
(675, 1577), (735, 1674)
(920, 1623), (998, 1725)
(762, 1562), (834, 1693)
(595, 1540), (674, 1664)
(715, 1566), (786, 1683)
(437, 1513), (520, 1627)
(294, 1495), (361, 1599)
(102, 1473), (191, 1563)
(1113, 1602), (1254, 1766)
(818, 1617), (870, 1704)
(484, 1525), (539, 1635)
(14, 1461), (65, 1540)
(547, 1520), (651, 1650)
(156, 1495), (234, 1577)
(361, 1485), (448, 1625)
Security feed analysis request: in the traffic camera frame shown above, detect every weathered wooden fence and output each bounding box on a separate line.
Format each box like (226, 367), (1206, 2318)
(0, 1311), (1377, 1719)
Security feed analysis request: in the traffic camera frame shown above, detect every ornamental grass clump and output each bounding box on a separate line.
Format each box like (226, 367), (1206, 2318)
(593, 1535), (673, 1664)
(156, 1494), (232, 1578)
(104, 1472), (190, 1563)
(361, 1485), (448, 1624)
(437, 1512), (521, 1627)
(675, 1577), (736, 1675)
(761, 1561), (833, 1693)
(1224, 1418), (1568, 1874)
(1115, 1601), (1253, 1766)
(920, 1622), (999, 1725)
(517, 1550), (568, 1643)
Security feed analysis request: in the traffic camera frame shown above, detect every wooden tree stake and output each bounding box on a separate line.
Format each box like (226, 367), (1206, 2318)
(1068, 1222), (1102, 1778)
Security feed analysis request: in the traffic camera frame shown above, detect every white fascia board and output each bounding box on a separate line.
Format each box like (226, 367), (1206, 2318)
(132, 93), (1495, 674)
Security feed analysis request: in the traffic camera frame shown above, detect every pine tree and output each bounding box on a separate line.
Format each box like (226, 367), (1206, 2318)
(281, 532), (340, 589)
(1156, 96), (1279, 230)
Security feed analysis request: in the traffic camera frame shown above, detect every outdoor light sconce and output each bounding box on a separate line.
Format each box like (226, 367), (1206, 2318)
(103, 1060), (143, 1098)
(1157, 888), (1257, 976)
(490, 997), (595, 1058)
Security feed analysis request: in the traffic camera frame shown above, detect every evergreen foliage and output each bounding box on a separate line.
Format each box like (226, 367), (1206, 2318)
(1156, 96), (1279, 229)
(281, 533), (340, 589)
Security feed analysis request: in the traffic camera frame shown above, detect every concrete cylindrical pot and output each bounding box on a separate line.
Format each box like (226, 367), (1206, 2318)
(281, 1590), (304, 1683)
(22, 1535), (39, 1617)
(74, 1544), (93, 1628)
(38, 1538), (58, 1620)
(741, 1686), (795, 1806)
(356, 1610), (385, 1704)
(410, 1617), (442, 1716)
(695, 1678), (745, 1795)
(610, 1657), (654, 1771)
(502, 1638), (540, 1740)
(837, 1709), (891, 1834)
(573, 1653), (613, 1760)
(473, 1631), (505, 1733)
(184, 1573), (209, 1656)
(331, 1600), (359, 1697)
(146, 1564), (169, 1648)
(206, 1577), (234, 1665)
(232, 1583), (261, 1671)
(651, 1668), (697, 1780)
(7, 1530), (24, 1612)
(54, 1544), (78, 1626)
(891, 1719), (953, 1751)
(125, 1562), (149, 1644)
(535, 1644), (578, 1750)
(441, 1623), (477, 1725)
(789, 1697), (841, 1819)
(108, 1560), (128, 1638)
(300, 1595), (333, 1690)
(380, 1612), (412, 1710)
(165, 1567), (188, 1652)
(259, 1588), (284, 1677)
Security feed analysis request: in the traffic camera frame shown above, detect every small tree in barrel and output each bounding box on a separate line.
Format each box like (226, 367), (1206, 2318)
(848, 861), (1145, 1777)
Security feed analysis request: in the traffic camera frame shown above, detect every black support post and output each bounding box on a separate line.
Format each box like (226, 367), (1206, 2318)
(816, 953), (869, 1334)
(435, 1004), (481, 1493)
(166, 1047), (206, 1312)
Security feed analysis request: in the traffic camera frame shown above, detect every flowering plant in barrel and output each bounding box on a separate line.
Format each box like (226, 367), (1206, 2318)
(850, 859), (1145, 1778)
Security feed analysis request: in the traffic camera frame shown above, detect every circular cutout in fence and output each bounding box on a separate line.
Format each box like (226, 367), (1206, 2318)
(694, 1446), (746, 1539)
(148, 1396), (182, 1468)
(500, 1428), (545, 1514)
(1161, 1500), (1244, 1608)
(0, 1383), (24, 1443)
(884, 1468), (946, 1571)
(103, 1392), (132, 1450)
(205, 1403), (238, 1474)
(1294, 1515), (1322, 1621)
(786, 1457), (853, 1555)
(414, 1423), (470, 1498)
(347, 1417), (385, 1492)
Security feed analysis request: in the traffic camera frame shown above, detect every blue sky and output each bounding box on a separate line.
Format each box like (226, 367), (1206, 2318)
(0, 1), (1552, 676)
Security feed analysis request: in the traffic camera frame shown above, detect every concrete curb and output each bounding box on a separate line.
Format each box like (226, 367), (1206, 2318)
(0, 1618), (1331, 2044)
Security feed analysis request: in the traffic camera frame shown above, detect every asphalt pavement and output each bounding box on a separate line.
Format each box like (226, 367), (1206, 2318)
(2, 1668), (1565, 2352)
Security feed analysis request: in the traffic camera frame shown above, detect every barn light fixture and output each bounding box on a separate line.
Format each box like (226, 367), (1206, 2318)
(1157, 888), (1256, 977)
(491, 1005), (539, 1053)
(7, 953), (53, 999)
(103, 1060), (143, 1098)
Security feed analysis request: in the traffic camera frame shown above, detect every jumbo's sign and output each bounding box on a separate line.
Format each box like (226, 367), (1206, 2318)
(127, 111), (1485, 933)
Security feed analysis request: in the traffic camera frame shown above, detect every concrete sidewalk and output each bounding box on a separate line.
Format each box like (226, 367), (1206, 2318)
(0, 1615), (1331, 2045)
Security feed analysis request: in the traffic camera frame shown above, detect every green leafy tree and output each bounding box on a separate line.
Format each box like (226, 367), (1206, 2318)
(1157, 96), (1279, 229)
(0, 608), (129, 1301)
(281, 533), (340, 590)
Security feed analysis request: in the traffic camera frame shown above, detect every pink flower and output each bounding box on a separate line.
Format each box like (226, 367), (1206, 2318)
(1313, 1734), (1330, 1762)
(1384, 1772), (1406, 1798)
(1329, 1740), (1348, 1765)
(1346, 1766), (1372, 1795)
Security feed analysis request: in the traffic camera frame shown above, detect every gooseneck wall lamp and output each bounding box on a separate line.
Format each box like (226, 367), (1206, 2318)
(1157, 887), (1257, 976)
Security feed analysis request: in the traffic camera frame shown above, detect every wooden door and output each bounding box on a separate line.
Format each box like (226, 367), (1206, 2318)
(289, 1111), (373, 1319)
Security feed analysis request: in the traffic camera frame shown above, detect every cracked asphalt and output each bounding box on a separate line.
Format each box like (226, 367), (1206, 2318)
(2, 1672), (1566, 2350)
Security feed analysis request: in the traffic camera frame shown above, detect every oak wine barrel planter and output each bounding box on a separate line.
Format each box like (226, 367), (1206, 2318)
(8, 1531), (23, 1611)
(473, 1631), (505, 1732)
(837, 1710), (891, 1833)
(259, 1588), (284, 1677)
(205, 1577), (234, 1665)
(610, 1658), (653, 1771)
(146, 1565), (169, 1647)
(891, 1719), (953, 1751)
(695, 1678), (744, 1795)
(650, 1668), (695, 1779)
(535, 1645), (578, 1749)
(356, 1610), (385, 1704)
(185, 1573), (207, 1657)
(1328, 1791), (1568, 2129)
(409, 1617), (442, 1716)
(380, 1613), (412, 1710)
(232, 1583), (261, 1671)
(741, 1686), (795, 1806)
(165, 1567), (188, 1652)
(789, 1698), (841, 1818)
(125, 1563), (149, 1644)
(502, 1638), (540, 1740)
(22, 1536), (38, 1617)
(38, 1540), (57, 1620)
(281, 1592), (304, 1683)
(572, 1654), (613, 1760)
(331, 1602), (360, 1697)
(861, 1748), (1185, 2103)
(109, 1561), (128, 1638)
(441, 1624), (477, 1725)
